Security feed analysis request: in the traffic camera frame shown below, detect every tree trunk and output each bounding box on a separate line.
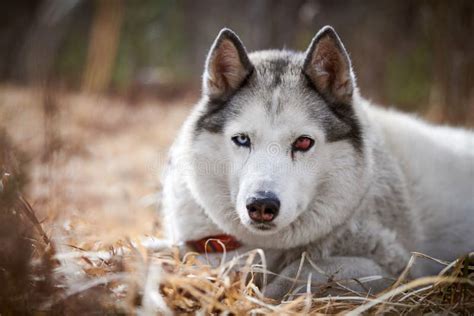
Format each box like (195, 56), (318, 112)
(82, 0), (123, 93)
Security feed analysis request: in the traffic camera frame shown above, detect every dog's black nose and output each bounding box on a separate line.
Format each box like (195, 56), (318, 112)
(246, 192), (280, 223)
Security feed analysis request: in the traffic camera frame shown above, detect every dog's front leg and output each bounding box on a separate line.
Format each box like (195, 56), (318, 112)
(263, 256), (392, 300)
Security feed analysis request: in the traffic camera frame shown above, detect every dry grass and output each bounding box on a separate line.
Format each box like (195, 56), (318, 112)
(0, 85), (473, 314)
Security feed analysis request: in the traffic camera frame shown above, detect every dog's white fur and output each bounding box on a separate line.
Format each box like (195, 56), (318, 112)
(160, 26), (474, 299)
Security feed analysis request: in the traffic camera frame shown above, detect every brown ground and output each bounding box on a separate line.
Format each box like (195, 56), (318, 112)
(0, 85), (193, 246)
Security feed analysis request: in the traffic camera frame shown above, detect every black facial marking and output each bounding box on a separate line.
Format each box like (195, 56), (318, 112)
(194, 98), (232, 134)
(194, 68), (254, 135)
(325, 103), (363, 151)
(269, 58), (289, 88)
(261, 57), (290, 114)
(302, 73), (363, 152)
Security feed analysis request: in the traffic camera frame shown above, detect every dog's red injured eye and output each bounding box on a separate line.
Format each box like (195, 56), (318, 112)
(293, 136), (314, 151)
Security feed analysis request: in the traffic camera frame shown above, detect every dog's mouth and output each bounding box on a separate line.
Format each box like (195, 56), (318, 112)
(249, 222), (276, 232)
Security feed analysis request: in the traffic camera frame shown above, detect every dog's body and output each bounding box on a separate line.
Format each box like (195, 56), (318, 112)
(161, 27), (474, 298)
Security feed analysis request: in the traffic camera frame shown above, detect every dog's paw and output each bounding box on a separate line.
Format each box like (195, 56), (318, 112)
(262, 280), (291, 301)
(262, 273), (324, 301)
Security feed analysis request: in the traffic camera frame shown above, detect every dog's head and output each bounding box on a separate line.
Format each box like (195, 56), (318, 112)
(185, 26), (370, 248)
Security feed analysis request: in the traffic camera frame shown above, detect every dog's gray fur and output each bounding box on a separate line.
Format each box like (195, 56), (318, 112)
(161, 26), (474, 299)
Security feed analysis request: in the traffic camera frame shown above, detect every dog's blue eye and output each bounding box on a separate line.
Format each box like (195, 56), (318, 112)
(232, 134), (251, 147)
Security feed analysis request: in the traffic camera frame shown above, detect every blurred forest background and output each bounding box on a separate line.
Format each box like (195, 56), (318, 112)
(1, 0), (473, 124)
(0, 1), (473, 313)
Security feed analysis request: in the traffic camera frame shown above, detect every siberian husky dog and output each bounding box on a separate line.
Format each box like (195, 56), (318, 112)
(160, 26), (474, 299)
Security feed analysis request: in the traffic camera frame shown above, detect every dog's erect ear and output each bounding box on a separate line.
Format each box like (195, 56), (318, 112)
(303, 26), (354, 104)
(203, 28), (253, 99)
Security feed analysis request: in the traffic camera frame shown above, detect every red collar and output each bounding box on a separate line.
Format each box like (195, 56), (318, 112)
(186, 234), (241, 253)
